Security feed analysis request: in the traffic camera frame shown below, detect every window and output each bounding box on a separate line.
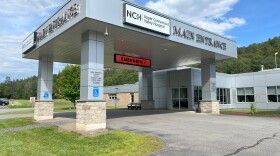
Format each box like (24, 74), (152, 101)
(130, 93), (134, 103)
(267, 86), (280, 102)
(217, 88), (231, 104)
(194, 86), (202, 103)
(237, 87), (254, 102)
(109, 94), (117, 100)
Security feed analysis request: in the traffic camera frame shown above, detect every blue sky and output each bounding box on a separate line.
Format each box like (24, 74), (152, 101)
(134, 0), (280, 46)
(223, 0), (280, 46)
(0, 0), (279, 82)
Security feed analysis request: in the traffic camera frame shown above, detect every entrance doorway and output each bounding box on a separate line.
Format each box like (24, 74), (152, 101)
(172, 88), (188, 109)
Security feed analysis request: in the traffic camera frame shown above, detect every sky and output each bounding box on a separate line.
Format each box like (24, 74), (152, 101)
(0, 0), (279, 82)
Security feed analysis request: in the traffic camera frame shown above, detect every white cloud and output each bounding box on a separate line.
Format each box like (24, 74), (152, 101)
(0, 0), (66, 17)
(0, 33), (66, 81)
(145, 0), (245, 36)
(0, 0), (67, 82)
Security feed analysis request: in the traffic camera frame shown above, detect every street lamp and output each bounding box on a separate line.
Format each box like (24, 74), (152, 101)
(275, 52), (278, 69)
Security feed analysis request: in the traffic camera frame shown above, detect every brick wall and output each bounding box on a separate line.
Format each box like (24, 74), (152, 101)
(104, 93), (139, 106)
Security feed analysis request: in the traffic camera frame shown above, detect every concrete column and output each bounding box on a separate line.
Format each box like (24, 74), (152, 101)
(80, 31), (104, 100)
(76, 30), (106, 131)
(187, 69), (195, 111)
(141, 68), (154, 109)
(200, 58), (220, 114)
(34, 55), (54, 121)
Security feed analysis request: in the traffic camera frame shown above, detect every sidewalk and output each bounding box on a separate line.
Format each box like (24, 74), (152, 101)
(0, 107), (33, 114)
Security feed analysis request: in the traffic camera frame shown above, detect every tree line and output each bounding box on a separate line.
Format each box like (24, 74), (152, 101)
(0, 36), (279, 101)
(0, 67), (138, 101)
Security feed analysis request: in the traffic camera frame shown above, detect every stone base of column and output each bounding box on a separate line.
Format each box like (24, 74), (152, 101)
(34, 101), (54, 121)
(199, 100), (220, 114)
(76, 101), (106, 131)
(141, 100), (155, 110)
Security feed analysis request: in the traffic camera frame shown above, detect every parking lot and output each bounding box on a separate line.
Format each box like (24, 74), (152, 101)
(105, 110), (280, 156)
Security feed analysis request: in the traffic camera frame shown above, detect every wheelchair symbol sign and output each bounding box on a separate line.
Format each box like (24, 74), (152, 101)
(93, 87), (99, 97)
(43, 92), (49, 99)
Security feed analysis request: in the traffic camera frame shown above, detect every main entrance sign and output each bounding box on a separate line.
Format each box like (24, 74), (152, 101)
(114, 54), (151, 67)
(124, 4), (170, 35)
(172, 26), (227, 51)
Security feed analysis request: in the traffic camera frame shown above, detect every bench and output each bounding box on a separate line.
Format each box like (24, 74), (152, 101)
(127, 103), (141, 110)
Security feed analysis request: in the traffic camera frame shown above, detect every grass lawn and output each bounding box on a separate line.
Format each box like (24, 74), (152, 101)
(0, 117), (35, 130)
(0, 126), (163, 156)
(220, 109), (280, 117)
(8, 99), (74, 110)
(2, 99), (128, 115)
(53, 99), (75, 112)
(8, 99), (32, 108)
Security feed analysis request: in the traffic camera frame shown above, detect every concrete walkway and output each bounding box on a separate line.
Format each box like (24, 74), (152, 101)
(0, 108), (34, 119)
(0, 107), (33, 114)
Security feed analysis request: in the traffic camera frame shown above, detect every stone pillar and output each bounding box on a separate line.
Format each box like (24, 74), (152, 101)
(34, 101), (54, 121)
(200, 58), (220, 114)
(141, 68), (154, 110)
(76, 30), (106, 131)
(76, 101), (106, 131)
(34, 55), (54, 121)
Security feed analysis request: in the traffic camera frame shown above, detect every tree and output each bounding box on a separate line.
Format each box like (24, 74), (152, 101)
(56, 65), (80, 107)
(104, 69), (138, 86)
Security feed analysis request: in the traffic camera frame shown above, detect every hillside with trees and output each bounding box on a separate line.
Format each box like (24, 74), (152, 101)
(216, 36), (280, 73)
(0, 36), (279, 100)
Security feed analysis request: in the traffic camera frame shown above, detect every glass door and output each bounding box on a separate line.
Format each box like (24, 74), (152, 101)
(172, 88), (188, 109)
(172, 88), (180, 109)
(180, 88), (188, 109)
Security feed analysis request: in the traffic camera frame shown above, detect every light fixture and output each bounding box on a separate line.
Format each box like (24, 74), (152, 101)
(104, 26), (108, 36)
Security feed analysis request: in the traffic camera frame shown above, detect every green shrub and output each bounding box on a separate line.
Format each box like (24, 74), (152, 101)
(250, 103), (257, 115)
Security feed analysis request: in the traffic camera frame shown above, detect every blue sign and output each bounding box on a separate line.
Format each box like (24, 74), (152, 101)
(93, 87), (99, 97)
(43, 92), (49, 99)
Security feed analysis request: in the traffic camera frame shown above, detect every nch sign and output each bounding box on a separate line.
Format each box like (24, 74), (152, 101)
(124, 4), (170, 35)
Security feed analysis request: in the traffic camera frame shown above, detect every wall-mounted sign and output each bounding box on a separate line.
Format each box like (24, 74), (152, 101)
(22, 32), (37, 54)
(29, 97), (36, 103)
(36, 3), (80, 43)
(172, 26), (227, 51)
(90, 70), (103, 85)
(114, 54), (151, 67)
(124, 4), (170, 35)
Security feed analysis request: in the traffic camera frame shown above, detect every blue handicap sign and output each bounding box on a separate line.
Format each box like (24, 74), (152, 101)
(43, 92), (49, 99)
(93, 87), (99, 97)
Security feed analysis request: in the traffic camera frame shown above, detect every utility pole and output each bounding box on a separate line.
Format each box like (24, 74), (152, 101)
(275, 52), (278, 69)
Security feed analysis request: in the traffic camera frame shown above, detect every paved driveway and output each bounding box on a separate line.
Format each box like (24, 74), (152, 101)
(105, 110), (280, 156)
(4, 110), (279, 155)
